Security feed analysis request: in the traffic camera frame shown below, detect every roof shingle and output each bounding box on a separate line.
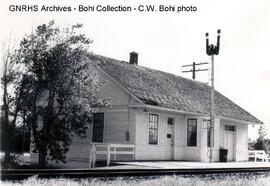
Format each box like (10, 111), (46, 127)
(88, 54), (263, 124)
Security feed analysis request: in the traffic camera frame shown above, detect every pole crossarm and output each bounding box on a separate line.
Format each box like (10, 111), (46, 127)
(182, 62), (209, 79)
(182, 70), (193, 73)
(195, 69), (208, 72)
(182, 62), (208, 67)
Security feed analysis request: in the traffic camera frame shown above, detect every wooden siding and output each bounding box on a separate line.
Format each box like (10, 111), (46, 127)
(97, 67), (139, 106)
(220, 119), (249, 161)
(135, 110), (166, 160)
(133, 110), (225, 162)
(199, 117), (220, 162)
(57, 67), (139, 167)
(173, 116), (186, 160)
(183, 116), (202, 161)
(103, 110), (136, 144)
(235, 124), (248, 161)
(134, 109), (214, 161)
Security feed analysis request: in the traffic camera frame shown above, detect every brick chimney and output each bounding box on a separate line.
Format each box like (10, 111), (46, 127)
(129, 52), (138, 65)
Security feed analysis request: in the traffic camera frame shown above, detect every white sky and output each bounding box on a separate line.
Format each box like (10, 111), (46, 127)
(1, 0), (270, 139)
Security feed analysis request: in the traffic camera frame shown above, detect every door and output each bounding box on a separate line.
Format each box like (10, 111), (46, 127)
(224, 132), (235, 161)
(166, 118), (174, 160)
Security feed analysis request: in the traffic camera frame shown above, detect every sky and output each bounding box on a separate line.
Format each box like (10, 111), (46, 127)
(1, 0), (270, 139)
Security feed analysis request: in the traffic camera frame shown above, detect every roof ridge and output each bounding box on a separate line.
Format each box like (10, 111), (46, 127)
(91, 53), (210, 87)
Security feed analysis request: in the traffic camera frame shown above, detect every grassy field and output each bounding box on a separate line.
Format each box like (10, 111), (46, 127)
(2, 173), (270, 186)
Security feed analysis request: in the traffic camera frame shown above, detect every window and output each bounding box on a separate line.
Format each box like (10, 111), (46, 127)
(225, 125), (236, 132)
(92, 113), (104, 142)
(187, 119), (197, 146)
(168, 118), (174, 125)
(207, 120), (214, 147)
(149, 114), (158, 144)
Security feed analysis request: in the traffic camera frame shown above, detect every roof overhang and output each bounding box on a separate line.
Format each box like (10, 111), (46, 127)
(219, 116), (263, 125)
(129, 104), (263, 125)
(129, 104), (207, 116)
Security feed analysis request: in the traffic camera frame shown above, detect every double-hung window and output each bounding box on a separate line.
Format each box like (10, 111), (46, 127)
(92, 113), (104, 142)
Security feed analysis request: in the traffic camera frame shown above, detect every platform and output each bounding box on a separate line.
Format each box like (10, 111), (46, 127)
(1, 161), (270, 180)
(110, 161), (270, 169)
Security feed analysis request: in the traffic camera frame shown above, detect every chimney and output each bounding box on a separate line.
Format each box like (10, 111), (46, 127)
(129, 51), (138, 65)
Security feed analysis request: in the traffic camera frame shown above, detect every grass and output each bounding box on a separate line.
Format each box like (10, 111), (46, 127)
(2, 172), (270, 186)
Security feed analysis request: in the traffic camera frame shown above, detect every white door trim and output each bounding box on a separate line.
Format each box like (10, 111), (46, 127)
(224, 131), (236, 161)
(166, 118), (175, 160)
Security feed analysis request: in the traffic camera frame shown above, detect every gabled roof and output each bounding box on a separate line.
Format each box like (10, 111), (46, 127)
(88, 54), (263, 124)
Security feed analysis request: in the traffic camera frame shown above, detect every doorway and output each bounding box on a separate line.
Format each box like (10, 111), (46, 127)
(166, 118), (174, 160)
(224, 125), (236, 161)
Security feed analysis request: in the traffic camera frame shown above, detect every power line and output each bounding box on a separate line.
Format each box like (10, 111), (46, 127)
(182, 62), (209, 80)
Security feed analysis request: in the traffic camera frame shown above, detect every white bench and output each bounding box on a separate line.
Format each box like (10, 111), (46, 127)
(248, 150), (270, 162)
(89, 143), (135, 168)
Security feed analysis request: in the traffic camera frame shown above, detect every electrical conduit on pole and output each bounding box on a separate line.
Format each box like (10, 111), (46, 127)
(205, 29), (221, 163)
(210, 54), (215, 163)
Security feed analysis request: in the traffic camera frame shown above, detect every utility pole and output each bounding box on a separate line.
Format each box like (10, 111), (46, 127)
(182, 62), (208, 80)
(205, 29), (221, 163)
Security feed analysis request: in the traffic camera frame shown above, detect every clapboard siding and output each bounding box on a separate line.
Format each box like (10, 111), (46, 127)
(235, 124), (248, 161)
(213, 118), (221, 162)
(237, 124), (248, 161)
(199, 117), (220, 162)
(104, 111), (129, 143)
(97, 67), (139, 106)
(134, 110), (208, 160)
(54, 67), (139, 167)
(31, 141), (91, 168)
(135, 145), (166, 160)
(77, 110), (136, 144)
(38, 66), (251, 167)
(134, 110), (223, 161)
(182, 115), (202, 161)
(220, 119), (248, 161)
(135, 110), (167, 160)
(128, 108), (137, 144)
(61, 110), (135, 168)
(172, 115), (186, 160)
(67, 141), (91, 158)
(97, 71), (129, 106)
